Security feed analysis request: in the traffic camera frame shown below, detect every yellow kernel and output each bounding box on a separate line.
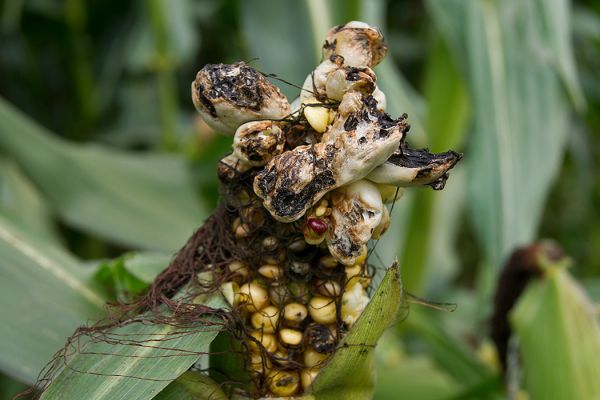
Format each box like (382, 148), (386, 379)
(319, 254), (339, 269)
(249, 331), (277, 353)
(315, 280), (341, 297)
(283, 303), (308, 323)
(279, 328), (303, 346)
(258, 264), (284, 280)
(303, 348), (329, 368)
(227, 260), (249, 278)
(308, 296), (337, 324)
(301, 368), (320, 390)
(237, 281), (270, 312)
(251, 306), (279, 333)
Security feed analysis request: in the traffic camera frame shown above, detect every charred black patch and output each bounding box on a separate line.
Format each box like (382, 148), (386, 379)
(388, 145), (462, 170)
(344, 114), (359, 131)
(306, 323), (336, 353)
(196, 84), (217, 117)
(346, 67), (364, 82)
(203, 63), (264, 111)
(323, 39), (337, 51)
(269, 172), (335, 219)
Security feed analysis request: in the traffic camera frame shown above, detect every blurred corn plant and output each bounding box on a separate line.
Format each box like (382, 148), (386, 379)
(0, 0), (599, 399)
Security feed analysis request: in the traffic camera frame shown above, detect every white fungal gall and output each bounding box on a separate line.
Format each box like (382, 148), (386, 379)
(233, 121), (285, 167)
(300, 58), (341, 103)
(372, 205), (391, 240)
(325, 66), (377, 101)
(254, 95), (407, 222)
(322, 21), (387, 68)
(327, 180), (383, 265)
(192, 62), (291, 135)
(341, 281), (370, 327)
(366, 145), (462, 190)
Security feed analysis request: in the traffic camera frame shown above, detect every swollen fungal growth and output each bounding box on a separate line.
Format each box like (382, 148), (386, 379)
(185, 20), (462, 398)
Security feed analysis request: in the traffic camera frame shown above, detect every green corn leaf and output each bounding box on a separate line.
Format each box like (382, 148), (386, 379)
(310, 262), (403, 400)
(0, 97), (205, 252)
(40, 294), (227, 400)
(0, 215), (106, 384)
(0, 158), (59, 246)
(511, 258), (600, 400)
(428, 0), (574, 274)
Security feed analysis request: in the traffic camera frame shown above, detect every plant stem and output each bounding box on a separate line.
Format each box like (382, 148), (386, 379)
(147, 0), (179, 151)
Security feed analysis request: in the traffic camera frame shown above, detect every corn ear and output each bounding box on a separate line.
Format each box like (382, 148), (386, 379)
(510, 258), (600, 400)
(308, 261), (403, 400)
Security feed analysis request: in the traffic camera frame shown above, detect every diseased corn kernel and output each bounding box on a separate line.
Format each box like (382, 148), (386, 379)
(267, 370), (300, 397)
(279, 328), (303, 346)
(251, 306), (280, 333)
(237, 281), (270, 312)
(308, 296), (337, 324)
(283, 303), (308, 323)
(341, 282), (369, 327)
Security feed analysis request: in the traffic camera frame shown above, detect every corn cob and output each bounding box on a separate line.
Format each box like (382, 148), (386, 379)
(192, 21), (461, 397)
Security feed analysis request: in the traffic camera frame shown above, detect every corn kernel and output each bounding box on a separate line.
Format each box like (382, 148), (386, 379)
(308, 296), (337, 324)
(250, 306), (279, 333)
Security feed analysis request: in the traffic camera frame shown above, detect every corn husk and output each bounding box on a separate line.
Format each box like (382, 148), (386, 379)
(510, 258), (600, 400)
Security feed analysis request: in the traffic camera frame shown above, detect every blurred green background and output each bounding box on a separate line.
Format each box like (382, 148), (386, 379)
(0, 0), (599, 399)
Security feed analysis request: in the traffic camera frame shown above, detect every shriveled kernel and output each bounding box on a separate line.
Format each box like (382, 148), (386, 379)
(283, 303), (308, 323)
(301, 368), (320, 390)
(235, 223), (251, 239)
(251, 306), (280, 333)
(308, 296), (337, 324)
(237, 281), (270, 312)
(258, 264), (284, 280)
(267, 370), (300, 397)
(279, 328), (303, 346)
(303, 348), (329, 368)
(249, 331), (278, 353)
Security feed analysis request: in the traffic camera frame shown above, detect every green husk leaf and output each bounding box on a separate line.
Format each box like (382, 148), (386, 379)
(511, 260), (600, 400)
(154, 371), (228, 400)
(310, 262), (403, 400)
(0, 96), (205, 252)
(0, 216), (106, 384)
(40, 295), (227, 400)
